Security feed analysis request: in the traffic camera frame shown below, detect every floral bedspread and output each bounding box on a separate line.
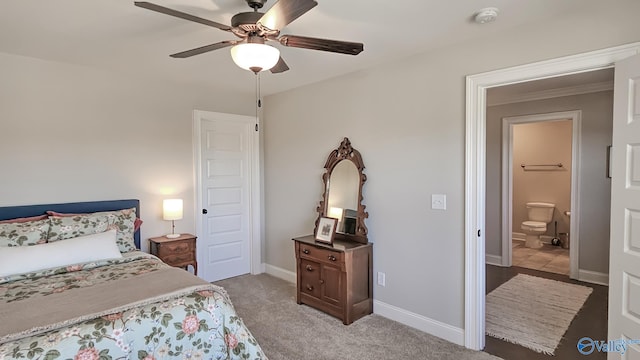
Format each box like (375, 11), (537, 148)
(0, 252), (266, 360)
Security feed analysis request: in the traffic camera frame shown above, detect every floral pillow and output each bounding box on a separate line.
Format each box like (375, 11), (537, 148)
(47, 214), (110, 241)
(48, 208), (137, 253)
(0, 218), (50, 247)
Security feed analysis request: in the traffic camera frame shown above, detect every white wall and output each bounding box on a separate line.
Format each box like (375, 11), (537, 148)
(262, 2), (639, 337)
(0, 52), (254, 251)
(486, 92), (613, 274)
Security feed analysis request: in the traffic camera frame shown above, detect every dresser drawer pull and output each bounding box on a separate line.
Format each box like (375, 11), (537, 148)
(328, 255), (337, 261)
(306, 284), (314, 291)
(306, 265), (314, 271)
(319, 279), (324, 284)
(303, 249), (310, 254)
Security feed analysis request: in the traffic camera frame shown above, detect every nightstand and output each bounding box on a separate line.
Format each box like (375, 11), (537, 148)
(149, 234), (198, 275)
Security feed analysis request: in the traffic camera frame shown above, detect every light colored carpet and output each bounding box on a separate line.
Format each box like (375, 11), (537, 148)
(485, 273), (593, 355)
(215, 273), (501, 360)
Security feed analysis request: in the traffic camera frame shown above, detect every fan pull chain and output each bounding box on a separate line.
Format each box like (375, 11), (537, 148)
(255, 72), (262, 132)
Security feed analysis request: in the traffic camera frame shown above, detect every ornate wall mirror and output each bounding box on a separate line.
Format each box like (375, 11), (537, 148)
(315, 137), (368, 244)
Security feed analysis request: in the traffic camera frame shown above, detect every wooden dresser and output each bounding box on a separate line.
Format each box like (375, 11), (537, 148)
(293, 235), (372, 325)
(149, 234), (198, 275)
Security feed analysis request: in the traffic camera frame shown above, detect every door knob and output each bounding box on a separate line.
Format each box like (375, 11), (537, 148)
(202, 209), (208, 214)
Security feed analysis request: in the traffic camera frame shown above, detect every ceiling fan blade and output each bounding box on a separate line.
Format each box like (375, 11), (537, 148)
(270, 57), (290, 73)
(258, 0), (318, 31)
(134, 1), (231, 31)
(170, 40), (238, 58)
(279, 35), (364, 55)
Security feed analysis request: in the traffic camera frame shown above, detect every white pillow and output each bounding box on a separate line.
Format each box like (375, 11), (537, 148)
(0, 230), (122, 277)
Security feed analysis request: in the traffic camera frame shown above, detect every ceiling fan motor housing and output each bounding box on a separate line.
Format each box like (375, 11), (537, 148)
(231, 11), (280, 38)
(231, 12), (263, 28)
(246, 0), (267, 10)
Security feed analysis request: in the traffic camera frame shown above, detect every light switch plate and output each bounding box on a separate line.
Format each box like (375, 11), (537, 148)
(432, 194), (446, 210)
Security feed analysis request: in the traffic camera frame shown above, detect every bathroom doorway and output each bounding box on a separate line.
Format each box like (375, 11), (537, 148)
(484, 70), (615, 285)
(503, 112), (577, 277)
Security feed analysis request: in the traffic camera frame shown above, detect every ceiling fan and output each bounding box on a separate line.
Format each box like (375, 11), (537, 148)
(134, 0), (364, 74)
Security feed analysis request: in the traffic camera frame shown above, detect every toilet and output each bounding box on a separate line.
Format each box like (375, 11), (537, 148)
(521, 202), (555, 249)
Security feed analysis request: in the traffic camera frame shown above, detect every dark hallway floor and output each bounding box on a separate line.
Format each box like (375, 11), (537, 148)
(483, 265), (608, 360)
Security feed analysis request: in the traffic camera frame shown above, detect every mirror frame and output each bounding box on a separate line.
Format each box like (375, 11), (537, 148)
(315, 137), (369, 244)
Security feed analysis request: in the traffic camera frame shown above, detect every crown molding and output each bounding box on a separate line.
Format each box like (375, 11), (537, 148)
(487, 80), (614, 106)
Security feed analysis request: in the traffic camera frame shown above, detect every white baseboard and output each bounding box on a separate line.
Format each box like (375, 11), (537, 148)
(485, 254), (502, 266)
(512, 232), (526, 242)
(373, 300), (464, 346)
(578, 269), (609, 286)
(264, 263), (296, 283)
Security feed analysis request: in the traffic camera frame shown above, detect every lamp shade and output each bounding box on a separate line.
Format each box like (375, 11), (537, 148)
(328, 207), (343, 220)
(230, 43), (280, 73)
(163, 199), (183, 221)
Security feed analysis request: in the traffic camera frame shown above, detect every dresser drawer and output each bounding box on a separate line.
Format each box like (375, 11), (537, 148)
(298, 244), (343, 264)
(156, 240), (194, 257)
(299, 259), (321, 298)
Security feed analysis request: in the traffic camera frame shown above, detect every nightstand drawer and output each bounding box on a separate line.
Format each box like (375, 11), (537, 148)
(156, 240), (194, 257)
(163, 253), (196, 266)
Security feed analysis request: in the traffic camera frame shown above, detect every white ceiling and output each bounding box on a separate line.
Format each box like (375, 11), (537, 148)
(0, 0), (612, 97)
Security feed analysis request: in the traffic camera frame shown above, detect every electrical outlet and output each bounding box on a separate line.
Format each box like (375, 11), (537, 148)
(377, 272), (386, 286)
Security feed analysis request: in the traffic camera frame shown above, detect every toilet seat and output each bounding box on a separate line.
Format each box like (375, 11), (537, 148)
(521, 221), (547, 233)
(522, 221), (546, 228)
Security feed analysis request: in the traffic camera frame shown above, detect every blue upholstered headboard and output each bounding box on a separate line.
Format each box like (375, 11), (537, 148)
(0, 199), (141, 249)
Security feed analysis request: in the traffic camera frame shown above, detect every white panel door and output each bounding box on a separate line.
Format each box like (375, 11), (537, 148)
(199, 115), (253, 282)
(608, 53), (640, 359)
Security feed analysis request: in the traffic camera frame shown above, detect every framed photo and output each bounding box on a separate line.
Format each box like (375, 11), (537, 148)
(315, 217), (337, 244)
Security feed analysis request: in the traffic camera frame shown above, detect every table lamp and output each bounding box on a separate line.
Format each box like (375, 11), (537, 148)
(163, 199), (183, 238)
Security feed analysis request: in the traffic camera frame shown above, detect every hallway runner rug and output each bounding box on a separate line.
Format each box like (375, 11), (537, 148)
(485, 273), (593, 355)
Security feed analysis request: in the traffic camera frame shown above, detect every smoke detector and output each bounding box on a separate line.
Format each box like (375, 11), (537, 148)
(475, 7), (499, 24)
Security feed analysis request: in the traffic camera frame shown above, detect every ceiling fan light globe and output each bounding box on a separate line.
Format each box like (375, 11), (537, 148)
(230, 43), (280, 73)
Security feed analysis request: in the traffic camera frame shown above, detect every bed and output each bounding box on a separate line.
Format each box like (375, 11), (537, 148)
(0, 199), (266, 360)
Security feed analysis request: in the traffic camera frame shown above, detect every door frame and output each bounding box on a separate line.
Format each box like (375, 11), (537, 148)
(192, 110), (263, 279)
(500, 111), (581, 281)
(464, 42), (640, 350)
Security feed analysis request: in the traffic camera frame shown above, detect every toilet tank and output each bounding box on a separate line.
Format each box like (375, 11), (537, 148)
(526, 202), (555, 223)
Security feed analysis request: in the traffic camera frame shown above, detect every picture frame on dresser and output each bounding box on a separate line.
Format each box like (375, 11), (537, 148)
(315, 217), (337, 244)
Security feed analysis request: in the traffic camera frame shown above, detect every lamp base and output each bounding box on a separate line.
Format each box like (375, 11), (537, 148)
(166, 233), (181, 239)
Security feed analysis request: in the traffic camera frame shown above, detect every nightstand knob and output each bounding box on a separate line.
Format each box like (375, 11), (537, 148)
(328, 255), (336, 261)
(306, 265), (313, 271)
(303, 249), (310, 254)
(319, 279), (325, 284)
(306, 284), (314, 291)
